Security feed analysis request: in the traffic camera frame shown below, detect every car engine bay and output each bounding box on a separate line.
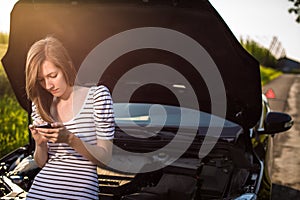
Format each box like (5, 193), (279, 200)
(0, 133), (263, 200)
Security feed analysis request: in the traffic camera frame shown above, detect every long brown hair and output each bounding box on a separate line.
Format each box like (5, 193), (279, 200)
(25, 36), (76, 122)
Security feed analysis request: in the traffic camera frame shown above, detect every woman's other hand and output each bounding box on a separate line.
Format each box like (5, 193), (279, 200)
(29, 122), (49, 145)
(35, 122), (71, 143)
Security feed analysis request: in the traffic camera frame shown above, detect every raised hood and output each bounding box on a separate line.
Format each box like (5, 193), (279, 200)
(1, 0), (262, 128)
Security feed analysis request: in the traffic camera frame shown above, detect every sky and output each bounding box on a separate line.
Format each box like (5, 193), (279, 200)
(0, 0), (299, 62)
(208, 0), (300, 62)
(0, 0), (18, 33)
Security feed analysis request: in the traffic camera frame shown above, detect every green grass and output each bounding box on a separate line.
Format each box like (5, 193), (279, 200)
(260, 65), (282, 86)
(0, 33), (9, 44)
(0, 43), (8, 57)
(1, 42), (28, 158)
(0, 44), (14, 96)
(0, 95), (28, 157)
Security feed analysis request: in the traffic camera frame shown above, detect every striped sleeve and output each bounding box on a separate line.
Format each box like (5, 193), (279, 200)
(92, 85), (115, 140)
(31, 103), (43, 123)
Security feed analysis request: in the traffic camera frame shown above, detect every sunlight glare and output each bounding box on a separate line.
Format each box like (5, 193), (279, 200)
(0, 0), (19, 33)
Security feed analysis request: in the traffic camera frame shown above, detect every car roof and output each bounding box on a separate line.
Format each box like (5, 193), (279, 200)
(1, 0), (262, 128)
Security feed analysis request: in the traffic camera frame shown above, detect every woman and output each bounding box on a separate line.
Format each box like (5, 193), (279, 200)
(25, 36), (114, 199)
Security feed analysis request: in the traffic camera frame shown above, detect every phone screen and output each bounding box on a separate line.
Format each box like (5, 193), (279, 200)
(35, 123), (52, 128)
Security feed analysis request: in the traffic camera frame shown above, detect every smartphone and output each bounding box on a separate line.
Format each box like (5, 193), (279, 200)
(35, 123), (52, 128)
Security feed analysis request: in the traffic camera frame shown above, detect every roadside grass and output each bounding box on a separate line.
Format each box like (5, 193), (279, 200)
(0, 95), (28, 157)
(0, 44), (13, 96)
(0, 44), (8, 57)
(0, 43), (28, 157)
(260, 66), (282, 86)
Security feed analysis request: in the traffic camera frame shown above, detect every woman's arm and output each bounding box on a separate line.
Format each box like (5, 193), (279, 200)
(30, 104), (49, 168)
(67, 134), (113, 166)
(33, 142), (48, 168)
(29, 125), (49, 168)
(40, 126), (112, 167)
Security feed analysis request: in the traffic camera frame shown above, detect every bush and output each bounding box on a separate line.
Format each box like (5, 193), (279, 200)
(0, 95), (28, 157)
(260, 66), (282, 86)
(1, 38), (28, 158)
(0, 64), (14, 97)
(0, 32), (9, 44)
(1, 44), (14, 96)
(240, 38), (278, 68)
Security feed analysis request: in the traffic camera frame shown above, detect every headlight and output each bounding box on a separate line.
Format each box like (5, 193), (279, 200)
(234, 193), (257, 200)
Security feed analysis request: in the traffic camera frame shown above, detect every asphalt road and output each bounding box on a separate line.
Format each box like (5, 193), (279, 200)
(262, 74), (300, 199)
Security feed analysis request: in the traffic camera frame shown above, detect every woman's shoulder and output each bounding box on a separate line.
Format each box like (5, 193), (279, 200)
(91, 85), (111, 95)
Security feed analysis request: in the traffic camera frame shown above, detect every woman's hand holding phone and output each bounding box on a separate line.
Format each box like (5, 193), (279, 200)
(29, 122), (50, 145)
(30, 122), (70, 144)
(34, 123), (53, 129)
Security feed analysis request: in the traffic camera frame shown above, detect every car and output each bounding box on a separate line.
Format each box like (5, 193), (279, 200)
(0, 0), (293, 199)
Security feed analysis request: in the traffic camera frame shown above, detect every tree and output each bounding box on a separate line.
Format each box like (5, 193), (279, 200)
(240, 37), (277, 68)
(288, 0), (300, 23)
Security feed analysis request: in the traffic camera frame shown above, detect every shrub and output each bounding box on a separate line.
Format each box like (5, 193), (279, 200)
(1, 38), (28, 157)
(0, 32), (9, 44)
(0, 95), (28, 157)
(240, 38), (278, 68)
(260, 66), (282, 86)
(0, 64), (14, 97)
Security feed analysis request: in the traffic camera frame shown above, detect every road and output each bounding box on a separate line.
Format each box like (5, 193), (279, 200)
(262, 74), (300, 199)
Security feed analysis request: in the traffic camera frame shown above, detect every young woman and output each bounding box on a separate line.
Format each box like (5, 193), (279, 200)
(25, 36), (114, 199)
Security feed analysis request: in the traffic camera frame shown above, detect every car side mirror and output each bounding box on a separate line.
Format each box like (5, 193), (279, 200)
(264, 112), (293, 134)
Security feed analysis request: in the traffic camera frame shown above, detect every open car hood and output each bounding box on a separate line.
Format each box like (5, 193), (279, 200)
(1, 0), (262, 128)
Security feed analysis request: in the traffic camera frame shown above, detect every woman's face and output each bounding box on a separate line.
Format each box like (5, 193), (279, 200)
(38, 60), (70, 98)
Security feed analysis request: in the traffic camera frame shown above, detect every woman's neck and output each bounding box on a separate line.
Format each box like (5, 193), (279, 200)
(58, 85), (73, 102)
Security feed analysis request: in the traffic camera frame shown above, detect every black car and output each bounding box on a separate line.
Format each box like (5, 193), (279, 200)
(0, 0), (293, 199)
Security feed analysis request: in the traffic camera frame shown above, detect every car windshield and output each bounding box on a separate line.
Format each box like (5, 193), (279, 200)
(114, 103), (239, 129)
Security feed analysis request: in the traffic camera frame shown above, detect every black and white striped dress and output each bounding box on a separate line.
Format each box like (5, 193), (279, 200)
(26, 85), (114, 200)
